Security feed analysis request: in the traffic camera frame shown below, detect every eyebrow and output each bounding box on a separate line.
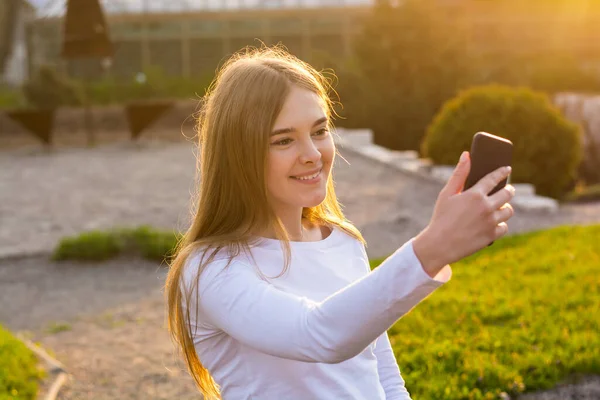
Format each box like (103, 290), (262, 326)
(270, 117), (329, 137)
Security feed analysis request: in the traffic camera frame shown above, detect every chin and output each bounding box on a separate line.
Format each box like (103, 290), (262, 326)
(303, 191), (327, 208)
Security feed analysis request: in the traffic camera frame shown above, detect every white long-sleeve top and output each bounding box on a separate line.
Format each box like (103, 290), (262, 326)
(181, 225), (452, 399)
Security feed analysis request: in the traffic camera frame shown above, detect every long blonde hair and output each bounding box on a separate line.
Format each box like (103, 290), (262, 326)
(164, 45), (366, 400)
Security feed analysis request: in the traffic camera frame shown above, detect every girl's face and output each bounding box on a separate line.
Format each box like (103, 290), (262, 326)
(266, 86), (335, 216)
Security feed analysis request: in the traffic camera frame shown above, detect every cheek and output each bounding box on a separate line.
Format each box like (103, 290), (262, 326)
(266, 153), (292, 187)
(321, 139), (336, 164)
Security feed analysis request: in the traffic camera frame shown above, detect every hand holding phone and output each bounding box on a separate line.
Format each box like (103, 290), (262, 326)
(463, 132), (514, 245)
(413, 132), (516, 276)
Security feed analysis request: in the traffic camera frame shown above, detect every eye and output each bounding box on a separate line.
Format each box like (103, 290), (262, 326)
(272, 129), (329, 146)
(274, 138), (293, 146)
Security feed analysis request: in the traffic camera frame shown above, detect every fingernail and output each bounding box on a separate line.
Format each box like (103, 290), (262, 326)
(505, 166), (512, 174)
(460, 151), (467, 163)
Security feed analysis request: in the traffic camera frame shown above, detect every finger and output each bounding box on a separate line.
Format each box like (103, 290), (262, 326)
(493, 203), (514, 224)
(442, 151), (470, 196)
(494, 222), (509, 239)
(473, 165), (512, 196)
(489, 185), (516, 210)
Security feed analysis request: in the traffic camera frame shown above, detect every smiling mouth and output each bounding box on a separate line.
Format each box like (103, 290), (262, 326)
(290, 168), (322, 180)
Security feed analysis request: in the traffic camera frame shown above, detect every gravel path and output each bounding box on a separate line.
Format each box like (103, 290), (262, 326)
(31, 291), (200, 400)
(0, 254), (168, 332)
(1, 138), (599, 399)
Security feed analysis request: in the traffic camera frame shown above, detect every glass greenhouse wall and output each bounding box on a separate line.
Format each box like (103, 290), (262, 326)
(28, 0), (373, 80)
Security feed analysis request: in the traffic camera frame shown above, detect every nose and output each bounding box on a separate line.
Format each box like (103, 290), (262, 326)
(298, 139), (322, 165)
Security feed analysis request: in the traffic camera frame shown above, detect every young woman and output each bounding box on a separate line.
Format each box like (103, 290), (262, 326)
(164, 46), (515, 400)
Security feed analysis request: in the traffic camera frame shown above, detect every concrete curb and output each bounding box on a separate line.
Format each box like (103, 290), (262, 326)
(334, 135), (443, 185)
(16, 333), (69, 400)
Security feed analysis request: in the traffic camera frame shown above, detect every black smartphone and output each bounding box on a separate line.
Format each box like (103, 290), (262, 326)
(463, 132), (513, 246)
(464, 132), (513, 195)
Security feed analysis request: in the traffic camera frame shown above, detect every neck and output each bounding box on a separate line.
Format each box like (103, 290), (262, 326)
(256, 217), (310, 242)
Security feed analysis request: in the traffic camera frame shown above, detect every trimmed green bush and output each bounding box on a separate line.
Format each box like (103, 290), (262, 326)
(0, 325), (44, 399)
(126, 225), (181, 262)
(52, 225), (182, 263)
(421, 84), (583, 199)
(370, 224), (600, 399)
(52, 230), (124, 262)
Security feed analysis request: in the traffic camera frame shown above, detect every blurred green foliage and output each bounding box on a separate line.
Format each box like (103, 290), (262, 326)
(370, 224), (600, 400)
(422, 84), (582, 199)
(84, 66), (214, 105)
(564, 183), (600, 203)
(0, 86), (25, 108)
(44, 322), (72, 335)
(334, 0), (600, 154)
(52, 225), (182, 263)
(22, 65), (84, 108)
(122, 224), (181, 261)
(52, 230), (124, 262)
(344, 0), (473, 151)
(0, 65), (214, 109)
(0, 325), (44, 400)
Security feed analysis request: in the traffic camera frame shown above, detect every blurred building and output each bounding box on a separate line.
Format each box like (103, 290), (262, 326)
(0, 0), (35, 85)
(28, 0), (375, 80)
(24, 0), (600, 82)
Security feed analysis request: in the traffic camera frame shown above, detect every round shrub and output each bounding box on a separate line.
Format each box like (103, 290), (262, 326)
(421, 84), (583, 199)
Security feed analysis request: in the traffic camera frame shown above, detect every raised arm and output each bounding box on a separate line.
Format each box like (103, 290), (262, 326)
(183, 239), (451, 364)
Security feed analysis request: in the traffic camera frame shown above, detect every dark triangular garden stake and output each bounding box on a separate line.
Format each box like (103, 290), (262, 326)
(125, 101), (174, 140)
(6, 109), (56, 146)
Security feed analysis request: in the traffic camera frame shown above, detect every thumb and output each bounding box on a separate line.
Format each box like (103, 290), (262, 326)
(442, 151), (470, 197)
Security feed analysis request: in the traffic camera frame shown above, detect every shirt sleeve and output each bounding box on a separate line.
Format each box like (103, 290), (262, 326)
(374, 331), (412, 400)
(183, 238), (452, 364)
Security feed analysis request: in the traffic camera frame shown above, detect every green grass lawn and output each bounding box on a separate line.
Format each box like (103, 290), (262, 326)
(369, 224), (600, 400)
(0, 325), (44, 400)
